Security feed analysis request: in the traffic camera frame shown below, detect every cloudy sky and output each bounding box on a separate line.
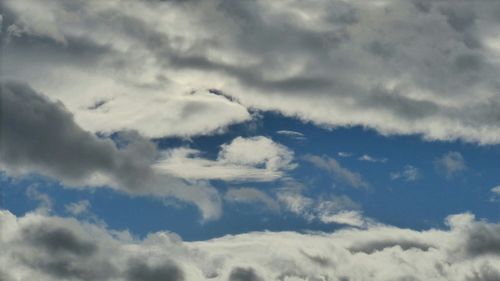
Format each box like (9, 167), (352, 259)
(1, 0), (500, 280)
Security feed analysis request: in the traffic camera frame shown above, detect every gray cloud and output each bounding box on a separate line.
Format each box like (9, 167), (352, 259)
(2, 210), (500, 281)
(464, 223), (500, 258)
(228, 267), (264, 281)
(126, 259), (184, 281)
(348, 239), (434, 254)
(0, 81), (222, 220)
(3, 0), (500, 143)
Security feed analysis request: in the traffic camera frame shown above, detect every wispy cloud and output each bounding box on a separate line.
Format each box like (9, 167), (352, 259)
(303, 155), (369, 189)
(358, 154), (388, 163)
(390, 165), (420, 182)
(435, 151), (467, 178)
(2, 210), (499, 281)
(276, 130), (306, 141)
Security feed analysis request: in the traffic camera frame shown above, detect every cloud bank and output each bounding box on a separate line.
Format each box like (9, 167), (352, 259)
(1, 210), (500, 281)
(3, 0), (500, 143)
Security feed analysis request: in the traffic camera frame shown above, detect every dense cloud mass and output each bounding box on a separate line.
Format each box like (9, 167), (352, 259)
(0, 81), (222, 220)
(3, 0), (500, 143)
(1, 210), (500, 281)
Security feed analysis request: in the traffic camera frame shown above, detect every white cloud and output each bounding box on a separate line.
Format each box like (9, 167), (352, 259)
(391, 165), (420, 182)
(276, 130), (306, 140)
(4, 0), (500, 143)
(2, 210), (500, 281)
(65, 200), (91, 216)
(277, 192), (369, 227)
(435, 151), (467, 178)
(358, 154), (388, 163)
(338, 152), (353, 158)
(154, 136), (296, 182)
(492, 186), (500, 196)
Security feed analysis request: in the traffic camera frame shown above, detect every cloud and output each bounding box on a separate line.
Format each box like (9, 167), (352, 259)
(390, 165), (420, 182)
(228, 267), (264, 281)
(65, 200), (91, 216)
(0, 81), (221, 220)
(275, 130), (306, 141)
(4, 0), (500, 143)
(303, 155), (369, 189)
(435, 151), (467, 178)
(277, 192), (368, 227)
(358, 154), (388, 163)
(224, 188), (279, 212)
(337, 152), (353, 158)
(154, 136), (296, 182)
(491, 186), (500, 196)
(2, 210), (500, 281)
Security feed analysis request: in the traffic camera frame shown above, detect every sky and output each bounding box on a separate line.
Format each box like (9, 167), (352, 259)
(1, 0), (500, 280)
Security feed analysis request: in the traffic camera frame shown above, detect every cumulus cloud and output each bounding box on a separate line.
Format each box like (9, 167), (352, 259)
(435, 151), (467, 178)
(4, 0), (500, 143)
(0, 81), (221, 220)
(1, 210), (500, 281)
(303, 155), (369, 189)
(154, 136), (296, 182)
(391, 165), (420, 182)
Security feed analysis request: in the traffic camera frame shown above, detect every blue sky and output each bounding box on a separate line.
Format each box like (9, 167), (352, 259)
(3, 111), (499, 240)
(2, 0), (500, 280)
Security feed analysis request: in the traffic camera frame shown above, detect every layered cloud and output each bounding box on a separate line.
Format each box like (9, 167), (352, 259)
(3, 0), (500, 143)
(154, 136), (295, 182)
(2, 210), (500, 281)
(0, 81), (222, 220)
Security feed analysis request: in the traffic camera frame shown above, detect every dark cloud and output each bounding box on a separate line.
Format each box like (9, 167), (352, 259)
(349, 239), (434, 254)
(465, 223), (500, 257)
(126, 259), (184, 281)
(22, 224), (97, 256)
(228, 267), (264, 281)
(13, 219), (118, 280)
(0, 81), (154, 189)
(300, 250), (333, 267)
(467, 264), (500, 281)
(0, 81), (222, 220)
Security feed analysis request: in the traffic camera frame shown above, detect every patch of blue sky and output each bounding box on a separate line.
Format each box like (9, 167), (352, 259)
(2, 112), (500, 241)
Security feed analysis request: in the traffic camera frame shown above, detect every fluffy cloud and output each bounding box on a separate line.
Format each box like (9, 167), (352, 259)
(4, 0), (500, 143)
(303, 155), (369, 189)
(154, 136), (296, 182)
(0, 81), (221, 220)
(2, 210), (500, 281)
